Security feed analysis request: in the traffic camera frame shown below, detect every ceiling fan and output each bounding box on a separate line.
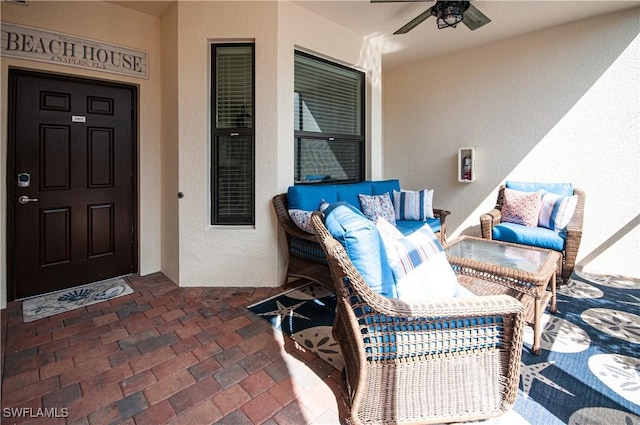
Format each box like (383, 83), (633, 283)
(372, 0), (491, 34)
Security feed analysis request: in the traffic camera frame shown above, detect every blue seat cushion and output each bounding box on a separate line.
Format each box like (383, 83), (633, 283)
(359, 312), (502, 360)
(288, 184), (338, 211)
(336, 181), (373, 210)
(371, 179), (401, 197)
(324, 203), (396, 298)
(506, 181), (574, 196)
(288, 180), (400, 213)
(492, 222), (566, 252)
(395, 218), (441, 235)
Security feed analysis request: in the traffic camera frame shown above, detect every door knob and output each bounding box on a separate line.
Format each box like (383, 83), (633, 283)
(18, 195), (39, 204)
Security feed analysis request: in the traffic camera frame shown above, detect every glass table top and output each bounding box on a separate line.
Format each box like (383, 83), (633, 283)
(445, 237), (549, 273)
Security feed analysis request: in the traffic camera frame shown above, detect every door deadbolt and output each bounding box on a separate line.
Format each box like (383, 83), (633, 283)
(18, 173), (30, 188)
(18, 196), (39, 204)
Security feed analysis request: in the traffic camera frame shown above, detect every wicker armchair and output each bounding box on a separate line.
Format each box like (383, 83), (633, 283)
(480, 185), (585, 282)
(272, 194), (333, 290)
(310, 212), (525, 425)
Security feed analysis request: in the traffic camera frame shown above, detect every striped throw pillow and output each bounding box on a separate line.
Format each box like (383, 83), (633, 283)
(379, 226), (461, 300)
(538, 191), (578, 232)
(392, 189), (434, 221)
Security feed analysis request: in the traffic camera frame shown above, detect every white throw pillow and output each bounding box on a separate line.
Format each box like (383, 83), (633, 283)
(379, 226), (463, 300)
(374, 217), (404, 240)
(538, 190), (578, 232)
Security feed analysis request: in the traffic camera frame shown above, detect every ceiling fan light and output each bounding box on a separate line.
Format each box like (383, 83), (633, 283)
(435, 1), (467, 29)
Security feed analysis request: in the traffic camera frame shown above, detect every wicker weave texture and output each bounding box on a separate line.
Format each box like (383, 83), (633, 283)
(310, 212), (525, 425)
(272, 194), (333, 290)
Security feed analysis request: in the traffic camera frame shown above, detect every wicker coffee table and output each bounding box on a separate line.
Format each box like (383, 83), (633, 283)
(445, 236), (560, 355)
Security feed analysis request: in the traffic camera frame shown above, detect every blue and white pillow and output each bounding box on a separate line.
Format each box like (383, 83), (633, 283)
(288, 209), (315, 233)
(358, 193), (396, 225)
(324, 203), (397, 298)
(392, 189), (434, 221)
(538, 190), (578, 232)
(379, 226), (463, 300)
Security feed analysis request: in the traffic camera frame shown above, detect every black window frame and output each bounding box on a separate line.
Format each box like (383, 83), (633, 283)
(294, 50), (366, 185)
(211, 43), (256, 225)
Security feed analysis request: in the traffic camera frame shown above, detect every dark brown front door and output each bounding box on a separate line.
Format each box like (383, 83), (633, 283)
(8, 70), (137, 300)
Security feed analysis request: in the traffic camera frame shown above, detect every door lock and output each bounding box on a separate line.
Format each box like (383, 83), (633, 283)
(18, 173), (30, 188)
(18, 195), (39, 204)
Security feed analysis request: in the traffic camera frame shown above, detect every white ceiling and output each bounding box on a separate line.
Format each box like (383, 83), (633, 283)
(110, 1), (639, 68)
(294, 0), (639, 68)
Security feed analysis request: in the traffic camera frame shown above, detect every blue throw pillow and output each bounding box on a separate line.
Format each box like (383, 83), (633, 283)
(324, 203), (396, 298)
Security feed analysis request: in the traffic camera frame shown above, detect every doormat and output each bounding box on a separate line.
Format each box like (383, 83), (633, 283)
(248, 273), (640, 424)
(22, 277), (133, 323)
(247, 283), (344, 371)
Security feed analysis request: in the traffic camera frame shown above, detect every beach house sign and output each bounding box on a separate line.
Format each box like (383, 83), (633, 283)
(1, 23), (148, 78)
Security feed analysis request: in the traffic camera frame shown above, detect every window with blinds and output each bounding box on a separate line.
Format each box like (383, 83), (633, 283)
(212, 44), (255, 225)
(294, 51), (365, 184)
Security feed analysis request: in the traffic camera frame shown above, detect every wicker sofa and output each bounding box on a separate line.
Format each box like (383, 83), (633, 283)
(272, 179), (451, 290)
(480, 182), (585, 282)
(309, 209), (525, 425)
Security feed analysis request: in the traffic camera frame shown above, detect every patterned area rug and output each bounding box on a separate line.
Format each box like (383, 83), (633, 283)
(248, 272), (640, 424)
(22, 277), (133, 323)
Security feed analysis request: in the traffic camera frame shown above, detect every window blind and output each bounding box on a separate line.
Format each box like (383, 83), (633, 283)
(295, 138), (361, 182)
(294, 54), (361, 136)
(216, 46), (253, 129)
(214, 135), (254, 223)
(294, 52), (365, 184)
(212, 44), (255, 225)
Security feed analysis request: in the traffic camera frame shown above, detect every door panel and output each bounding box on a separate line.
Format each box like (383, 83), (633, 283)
(40, 208), (71, 266)
(41, 124), (71, 190)
(9, 70), (137, 300)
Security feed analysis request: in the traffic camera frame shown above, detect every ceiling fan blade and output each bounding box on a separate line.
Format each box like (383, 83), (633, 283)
(462, 3), (491, 31)
(370, 0), (431, 3)
(394, 7), (434, 34)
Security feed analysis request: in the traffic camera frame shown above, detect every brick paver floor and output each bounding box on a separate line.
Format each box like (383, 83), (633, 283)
(1, 273), (348, 424)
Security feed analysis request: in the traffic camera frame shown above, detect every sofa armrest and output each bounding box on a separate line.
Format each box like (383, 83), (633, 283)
(433, 208), (450, 221)
(433, 208), (451, 244)
(480, 208), (502, 239)
(562, 188), (585, 280)
(272, 193), (317, 243)
(566, 188), (585, 236)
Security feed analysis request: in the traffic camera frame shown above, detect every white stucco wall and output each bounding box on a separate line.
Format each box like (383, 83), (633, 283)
(172, 1), (382, 287)
(383, 8), (640, 278)
(160, 3), (180, 283)
(0, 1), (163, 308)
(170, 1), (279, 287)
